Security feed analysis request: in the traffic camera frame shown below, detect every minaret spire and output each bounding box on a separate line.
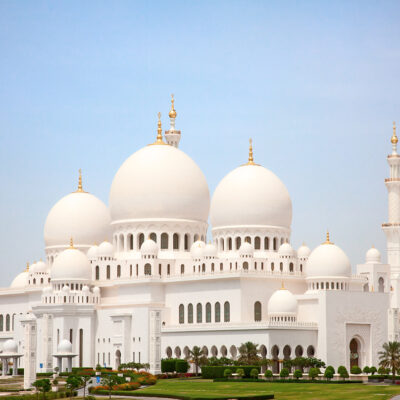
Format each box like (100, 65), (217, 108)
(165, 94), (181, 148)
(149, 112), (167, 146)
(392, 121), (398, 155)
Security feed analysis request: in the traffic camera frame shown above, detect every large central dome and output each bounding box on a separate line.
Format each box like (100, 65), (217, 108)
(109, 144), (210, 223)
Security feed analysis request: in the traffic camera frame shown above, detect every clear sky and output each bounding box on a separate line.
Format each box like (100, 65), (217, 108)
(0, 0), (399, 287)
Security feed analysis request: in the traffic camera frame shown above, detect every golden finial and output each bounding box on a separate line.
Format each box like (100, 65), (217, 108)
(281, 281), (285, 290)
(392, 121), (398, 145)
(74, 169), (87, 193)
(169, 94), (177, 119)
(247, 138), (255, 165)
(26, 262), (29, 272)
(323, 230), (333, 245)
(69, 237), (74, 249)
(149, 112), (167, 146)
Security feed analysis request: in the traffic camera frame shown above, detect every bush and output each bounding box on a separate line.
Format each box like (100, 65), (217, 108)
(224, 369), (232, 378)
(201, 365), (260, 379)
(325, 366), (335, 374)
(236, 368), (245, 378)
(324, 370), (334, 380)
(264, 370), (273, 379)
(308, 368), (319, 380)
(279, 368), (289, 378)
(338, 366), (349, 379)
(175, 360), (189, 373)
(293, 369), (302, 380)
(363, 366), (370, 374)
(250, 369), (259, 379)
(370, 366), (377, 375)
(378, 367), (389, 374)
(351, 366), (362, 375)
(161, 359), (176, 373)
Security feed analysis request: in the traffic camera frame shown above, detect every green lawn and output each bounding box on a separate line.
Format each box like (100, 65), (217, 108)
(134, 379), (400, 400)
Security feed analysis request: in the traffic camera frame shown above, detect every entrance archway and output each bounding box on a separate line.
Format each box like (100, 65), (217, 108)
(115, 349), (121, 370)
(271, 345), (279, 373)
(350, 338), (360, 368)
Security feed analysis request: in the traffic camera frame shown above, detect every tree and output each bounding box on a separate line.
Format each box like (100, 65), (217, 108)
(250, 368), (259, 379)
(293, 369), (303, 380)
(338, 366), (349, 380)
(189, 346), (205, 376)
(236, 368), (244, 378)
(280, 368), (289, 379)
(78, 373), (92, 399)
(238, 342), (260, 365)
(224, 368), (232, 378)
(264, 369), (273, 379)
(351, 365), (362, 375)
(32, 379), (51, 400)
(363, 366), (370, 374)
(292, 357), (307, 372)
(66, 376), (82, 400)
(324, 369), (334, 381)
(101, 374), (119, 400)
(308, 368), (319, 381)
(370, 366), (377, 375)
(378, 341), (400, 382)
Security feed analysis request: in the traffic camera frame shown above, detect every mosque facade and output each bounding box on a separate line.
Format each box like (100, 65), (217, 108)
(0, 97), (398, 374)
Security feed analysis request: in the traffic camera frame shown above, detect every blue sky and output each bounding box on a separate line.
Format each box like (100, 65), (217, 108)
(0, 0), (399, 286)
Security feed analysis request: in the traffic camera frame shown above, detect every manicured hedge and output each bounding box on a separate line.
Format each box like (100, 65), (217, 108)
(129, 394), (273, 400)
(0, 391), (77, 400)
(214, 378), (363, 384)
(36, 372), (54, 377)
(202, 366), (260, 379)
(176, 360), (189, 373)
(161, 359), (189, 373)
(368, 374), (400, 381)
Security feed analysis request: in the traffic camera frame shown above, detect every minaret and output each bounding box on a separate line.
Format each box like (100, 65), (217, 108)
(383, 122), (400, 272)
(164, 94), (181, 148)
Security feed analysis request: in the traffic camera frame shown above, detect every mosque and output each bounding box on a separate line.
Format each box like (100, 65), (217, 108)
(0, 96), (398, 376)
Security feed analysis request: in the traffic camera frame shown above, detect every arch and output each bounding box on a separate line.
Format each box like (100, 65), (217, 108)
(138, 233), (145, 249)
(166, 347), (172, 358)
(95, 266), (100, 280)
(174, 346), (181, 358)
(179, 304), (184, 324)
(307, 345), (315, 357)
(283, 345), (291, 360)
(254, 301), (262, 321)
(197, 303), (202, 323)
(363, 283), (369, 292)
(106, 265), (111, 279)
(295, 345), (303, 357)
(224, 301), (230, 322)
(211, 345), (218, 357)
(119, 234), (125, 252)
(254, 237), (261, 250)
(194, 234), (199, 242)
(150, 232), (157, 242)
(244, 236), (251, 244)
(260, 345), (267, 359)
(271, 262), (274, 271)
(173, 233), (179, 250)
(230, 345), (237, 359)
(273, 237), (278, 251)
(206, 303), (211, 323)
(188, 304), (193, 323)
(128, 234), (133, 250)
(280, 262), (283, 272)
(184, 234), (189, 250)
(79, 329), (83, 367)
(215, 302), (221, 322)
(202, 346), (209, 356)
(220, 345), (227, 357)
(183, 346), (190, 360)
(378, 277), (384, 292)
(271, 345), (280, 373)
(264, 237), (270, 250)
(349, 338), (361, 368)
(300, 264), (303, 272)
(243, 261), (249, 270)
(144, 263), (151, 275)
(115, 349), (121, 370)
(281, 238), (285, 245)
(235, 237), (241, 250)
(0, 315), (3, 331)
(160, 233), (168, 250)
(228, 237), (232, 250)
(219, 238), (224, 251)
(202, 263), (205, 272)
(289, 263), (294, 272)
(117, 265), (121, 278)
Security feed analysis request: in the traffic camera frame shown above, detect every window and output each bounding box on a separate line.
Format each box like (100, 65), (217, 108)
(255, 237), (261, 250)
(130, 264), (132, 276)
(224, 302), (230, 322)
(150, 232), (157, 242)
(129, 234), (133, 250)
(271, 262), (274, 271)
(206, 303), (211, 322)
(0, 315), (3, 331)
(235, 237), (241, 250)
(220, 263), (223, 271)
(215, 302), (221, 322)
(228, 238), (232, 250)
(245, 236), (251, 243)
(280, 262), (283, 271)
(95, 266), (100, 280)
(179, 304), (184, 324)
(161, 233), (168, 249)
(188, 304), (193, 323)
(273, 237), (278, 251)
(184, 234), (189, 250)
(107, 265), (110, 279)
(173, 234), (179, 250)
(167, 264), (170, 275)
(264, 237), (269, 250)
(289, 263), (293, 272)
(181, 264), (185, 274)
(243, 261), (249, 270)
(138, 233), (145, 249)
(117, 265), (121, 277)
(144, 263), (151, 275)
(197, 303), (202, 323)
(379, 277), (384, 292)
(254, 301), (262, 321)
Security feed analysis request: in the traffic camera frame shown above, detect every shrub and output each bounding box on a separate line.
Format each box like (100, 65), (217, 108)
(338, 366), (349, 380)
(175, 360), (189, 373)
(224, 369), (232, 378)
(236, 368), (244, 378)
(201, 365), (260, 379)
(264, 370), (273, 379)
(324, 370), (334, 380)
(279, 368), (289, 378)
(293, 369), (302, 380)
(308, 368), (319, 380)
(351, 366), (362, 375)
(370, 366), (377, 375)
(378, 366), (389, 374)
(250, 368), (259, 379)
(363, 366), (370, 374)
(161, 359), (176, 373)
(325, 366), (335, 374)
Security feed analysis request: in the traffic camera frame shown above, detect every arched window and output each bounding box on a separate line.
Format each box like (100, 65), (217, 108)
(95, 266), (100, 280)
(130, 264), (132, 276)
(363, 283), (369, 292)
(215, 302), (221, 322)
(179, 304), (184, 324)
(173, 233), (179, 250)
(202, 263), (205, 272)
(264, 237), (269, 250)
(188, 304), (193, 323)
(194, 234), (199, 242)
(289, 263), (294, 272)
(235, 237), (241, 250)
(0, 315), (3, 331)
(271, 262), (274, 271)
(224, 301), (230, 322)
(184, 234), (189, 250)
(128, 234), (133, 250)
(144, 263), (151, 275)
(228, 238), (232, 250)
(150, 232), (157, 242)
(117, 265), (121, 277)
(243, 261), (249, 270)
(197, 303), (202, 323)
(211, 263), (215, 272)
(106, 265), (110, 279)
(161, 233), (168, 249)
(6, 314), (10, 331)
(307, 345), (315, 357)
(300, 264), (303, 272)
(280, 262), (283, 271)
(181, 264), (185, 274)
(245, 236), (251, 244)
(220, 263), (223, 271)
(273, 237), (278, 251)
(167, 264), (170, 275)
(254, 301), (262, 321)
(206, 303), (211, 322)
(138, 233), (145, 249)
(378, 277), (384, 292)
(254, 237), (261, 250)
(220, 238), (224, 251)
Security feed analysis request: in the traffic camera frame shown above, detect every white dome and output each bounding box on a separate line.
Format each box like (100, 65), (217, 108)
(3, 339), (18, 354)
(191, 241), (205, 259)
(93, 286), (100, 294)
(33, 260), (47, 273)
(306, 241), (351, 278)
(62, 285), (70, 293)
(51, 247), (91, 281)
(204, 243), (217, 258)
(82, 285), (90, 293)
(366, 246), (381, 264)
(278, 243), (294, 257)
(297, 244), (311, 258)
(10, 271), (28, 288)
(44, 191), (111, 249)
(57, 339), (72, 353)
(268, 288), (298, 316)
(239, 242), (254, 257)
(210, 164), (292, 229)
(140, 239), (159, 256)
(109, 144), (210, 223)
(98, 241), (114, 258)
(30, 262), (38, 272)
(87, 245), (99, 260)
(43, 286), (52, 294)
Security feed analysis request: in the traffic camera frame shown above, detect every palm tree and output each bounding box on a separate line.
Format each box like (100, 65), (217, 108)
(238, 342), (261, 365)
(189, 346), (204, 375)
(378, 341), (400, 381)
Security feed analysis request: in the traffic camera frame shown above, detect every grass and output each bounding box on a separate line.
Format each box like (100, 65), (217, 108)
(134, 378), (400, 399)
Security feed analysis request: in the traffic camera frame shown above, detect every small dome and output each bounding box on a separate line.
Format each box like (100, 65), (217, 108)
(366, 246), (381, 264)
(278, 243), (294, 257)
(140, 239), (159, 256)
(306, 241), (351, 278)
(98, 241), (114, 258)
(10, 271), (28, 288)
(57, 339), (72, 353)
(51, 246), (91, 281)
(268, 288), (298, 316)
(30, 262), (38, 272)
(239, 242), (254, 257)
(34, 260), (47, 273)
(203, 243), (217, 258)
(62, 285), (70, 293)
(93, 286), (100, 294)
(191, 241), (205, 259)
(87, 245), (99, 260)
(297, 244), (311, 258)
(42, 286), (52, 294)
(3, 339), (18, 354)
(82, 285), (90, 293)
